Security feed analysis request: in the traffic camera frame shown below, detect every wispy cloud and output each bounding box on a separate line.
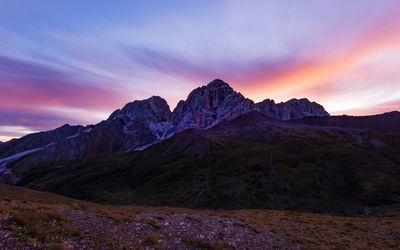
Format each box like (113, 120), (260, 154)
(0, 0), (400, 140)
(0, 54), (133, 139)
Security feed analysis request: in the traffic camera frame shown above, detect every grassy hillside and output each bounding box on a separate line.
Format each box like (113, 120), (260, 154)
(1, 184), (400, 249)
(15, 112), (400, 214)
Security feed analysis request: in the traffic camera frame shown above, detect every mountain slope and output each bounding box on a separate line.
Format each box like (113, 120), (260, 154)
(16, 111), (400, 213)
(1, 184), (399, 249)
(0, 124), (84, 159)
(0, 79), (330, 184)
(296, 111), (400, 133)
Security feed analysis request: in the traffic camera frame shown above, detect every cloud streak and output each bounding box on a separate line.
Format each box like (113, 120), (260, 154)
(0, 55), (130, 111)
(0, 1), (400, 141)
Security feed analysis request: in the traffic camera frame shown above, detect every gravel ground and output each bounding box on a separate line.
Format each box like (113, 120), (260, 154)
(0, 202), (298, 249)
(1, 199), (398, 249)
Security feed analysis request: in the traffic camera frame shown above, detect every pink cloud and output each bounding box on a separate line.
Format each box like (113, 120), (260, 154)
(226, 8), (400, 113)
(332, 100), (400, 116)
(0, 55), (132, 111)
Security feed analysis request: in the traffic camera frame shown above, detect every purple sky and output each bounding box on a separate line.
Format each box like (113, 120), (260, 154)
(1, 0), (400, 141)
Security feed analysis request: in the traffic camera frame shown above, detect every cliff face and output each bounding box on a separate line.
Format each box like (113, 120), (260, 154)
(164, 79), (255, 138)
(164, 79), (329, 138)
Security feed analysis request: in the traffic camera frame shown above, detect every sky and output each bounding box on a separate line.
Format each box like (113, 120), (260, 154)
(1, 0), (400, 141)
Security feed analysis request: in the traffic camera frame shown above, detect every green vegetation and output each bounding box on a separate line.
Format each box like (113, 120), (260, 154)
(3, 206), (80, 244)
(14, 113), (400, 214)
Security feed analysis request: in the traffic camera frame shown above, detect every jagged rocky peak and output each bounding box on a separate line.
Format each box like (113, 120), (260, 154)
(255, 97), (330, 120)
(109, 96), (171, 123)
(0, 78), (333, 184)
(180, 79), (238, 110)
(167, 79), (254, 136)
(165, 79), (330, 137)
(106, 96), (172, 142)
(206, 78), (231, 89)
(279, 98), (330, 119)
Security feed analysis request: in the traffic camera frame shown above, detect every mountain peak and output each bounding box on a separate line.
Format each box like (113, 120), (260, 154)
(0, 79), (333, 183)
(255, 97), (329, 120)
(165, 79), (254, 138)
(286, 98), (309, 103)
(109, 95), (171, 121)
(146, 95), (168, 104)
(206, 79), (231, 89)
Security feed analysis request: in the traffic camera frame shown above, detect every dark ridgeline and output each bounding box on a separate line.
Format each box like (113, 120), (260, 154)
(1, 79), (399, 214)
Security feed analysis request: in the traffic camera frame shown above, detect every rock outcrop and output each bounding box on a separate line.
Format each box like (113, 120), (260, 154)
(164, 79), (254, 138)
(164, 79), (329, 137)
(255, 98), (329, 120)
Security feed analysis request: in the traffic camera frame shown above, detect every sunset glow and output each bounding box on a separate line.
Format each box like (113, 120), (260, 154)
(1, 0), (400, 141)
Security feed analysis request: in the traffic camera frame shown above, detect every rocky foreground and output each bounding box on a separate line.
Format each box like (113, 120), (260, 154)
(0, 185), (399, 249)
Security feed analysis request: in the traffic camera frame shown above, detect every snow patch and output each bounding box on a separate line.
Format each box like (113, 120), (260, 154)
(67, 131), (81, 139)
(149, 122), (169, 139)
(0, 143), (54, 175)
(0, 147), (44, 167)
(132, 141), (160, 151)
(0, 147), (44, 177)
(83, 128), (93, 133)
(123, 121), (135, 135)
(67, 128), (92, 139)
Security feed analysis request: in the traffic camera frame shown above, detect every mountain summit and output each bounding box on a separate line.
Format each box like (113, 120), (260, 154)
(165, 79), (254, 137)
(109, 96), (172, 139)
(205, 78), (231, 89)
(165, 79), (329, 138)
(0, 79), (329, 183)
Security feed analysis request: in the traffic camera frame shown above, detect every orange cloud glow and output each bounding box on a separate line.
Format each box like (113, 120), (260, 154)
(241, 9), (400, 106)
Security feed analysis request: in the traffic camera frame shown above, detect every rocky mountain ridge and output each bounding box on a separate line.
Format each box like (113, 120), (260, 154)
(15, 111), (400, 213)
(165, 79), (328, 138)
(0, 79), (329, 183)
